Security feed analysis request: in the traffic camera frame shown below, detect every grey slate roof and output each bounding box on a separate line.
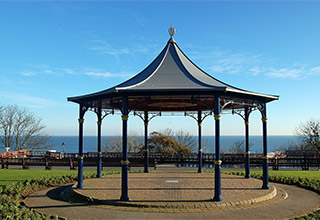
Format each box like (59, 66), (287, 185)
(68, 37), (279, 104)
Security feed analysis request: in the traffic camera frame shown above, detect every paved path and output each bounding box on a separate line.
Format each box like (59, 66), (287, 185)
(71, 173), (278, 210)
(24, 172), (320, 220)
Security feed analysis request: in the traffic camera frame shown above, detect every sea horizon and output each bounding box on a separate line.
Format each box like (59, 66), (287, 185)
(47, 135), (298, 154)
(1, 135), (299, 154)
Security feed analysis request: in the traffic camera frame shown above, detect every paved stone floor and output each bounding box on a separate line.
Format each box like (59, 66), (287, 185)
(24, 169), (320, 219)
(72, 172), (278, 210)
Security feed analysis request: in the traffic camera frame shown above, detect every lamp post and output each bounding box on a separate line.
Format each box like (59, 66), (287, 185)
(62, 142), (66, 154)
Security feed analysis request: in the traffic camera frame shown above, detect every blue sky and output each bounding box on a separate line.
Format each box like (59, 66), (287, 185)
(1, 1), (320, 136)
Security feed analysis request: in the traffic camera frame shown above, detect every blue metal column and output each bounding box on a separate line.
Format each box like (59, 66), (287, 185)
(261, 103), (269, 189)
(77, 104), (86, 188)
(96, 107), (102, 178)
(198, 111), (203, 173)
(244, 107), (251, 178)
(144, 111), (149, 173)
(120, 96), (129, 201)
(213, 96), (222, 201)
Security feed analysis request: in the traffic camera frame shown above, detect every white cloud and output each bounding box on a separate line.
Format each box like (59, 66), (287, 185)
(0, 92), (69, 109)
(191, 47), (320, 80)
(191, 48), (263, 76)
(309, 66), (320, 76)
(249, 67), (261, 76)
(21, 71), (37, 76)
(87, 39), (151, 57)
(85, 71), (133, 78)
(19, 63), (134, 80)
(265, 67), (305, 79)
(20, 64), (76, 77)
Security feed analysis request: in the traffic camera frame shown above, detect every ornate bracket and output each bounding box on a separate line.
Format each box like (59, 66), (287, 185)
(185, 111), (212, 125)
(257, 102), (267, 118)
(232, 107), (253, 121)
(87, 107), (115, 123)
(101, 109), (114, 120)
(220, 99), (233, 112)
(79, 103), (89, 121)
(134, 111), (161, 124)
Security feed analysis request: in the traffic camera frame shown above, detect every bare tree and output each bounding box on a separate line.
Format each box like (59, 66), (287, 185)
(103, 136), (122, 152)
(160, 128), (197, 152)
(228, 140), (245, 154)
(127, 131), (143, 153)
(148, 131), (192, 154)
(175, 129), (197, 152)
(103, 131), (143, 153)
(0, 104), (51, 150)
(295, 119), (320, 152)
(275, 141), (302, 152)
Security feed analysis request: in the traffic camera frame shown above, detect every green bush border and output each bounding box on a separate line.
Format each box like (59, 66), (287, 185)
(221, 171), (320, 220)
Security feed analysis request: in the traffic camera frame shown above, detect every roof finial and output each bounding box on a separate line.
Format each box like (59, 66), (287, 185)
(168, 25), (176, 37)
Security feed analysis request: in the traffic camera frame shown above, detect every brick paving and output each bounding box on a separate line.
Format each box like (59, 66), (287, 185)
(24, 168), (320, 219)
(72, 172), (278, 211)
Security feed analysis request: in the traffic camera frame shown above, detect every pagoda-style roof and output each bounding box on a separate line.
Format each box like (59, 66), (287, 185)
(68, 32), (278, 112)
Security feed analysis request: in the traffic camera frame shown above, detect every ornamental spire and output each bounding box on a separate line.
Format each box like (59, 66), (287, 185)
(168, 25), (176, 37)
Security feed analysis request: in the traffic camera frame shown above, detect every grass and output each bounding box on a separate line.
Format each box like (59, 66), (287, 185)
(0, 169), (123, 187)
(259, 170), (320, 179)
(221, 170), (320, 194)
(0, 169), (78, 187)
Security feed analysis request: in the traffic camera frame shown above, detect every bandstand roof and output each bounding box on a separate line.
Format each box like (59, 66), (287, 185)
(68, 28), (279, 112)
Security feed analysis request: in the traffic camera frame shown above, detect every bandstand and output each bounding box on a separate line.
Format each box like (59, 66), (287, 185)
(67, 26), (279, 202)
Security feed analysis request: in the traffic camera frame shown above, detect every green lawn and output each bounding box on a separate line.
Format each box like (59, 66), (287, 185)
(0, 169), (97, 187)
(253, 170), (320, 180)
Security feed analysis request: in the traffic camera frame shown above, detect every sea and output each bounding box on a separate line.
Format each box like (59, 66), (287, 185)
(38, 135), (298, 154)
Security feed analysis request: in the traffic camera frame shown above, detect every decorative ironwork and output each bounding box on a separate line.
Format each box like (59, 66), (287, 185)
(168, 25), (176, 37)
(134, 111), (161, 123)
(232, 107), (254, 121)
(102, 109), (114, 120)
(257, 102), (266, 118)
(185, 111), (212, 123)
(221, 99), (233, 111)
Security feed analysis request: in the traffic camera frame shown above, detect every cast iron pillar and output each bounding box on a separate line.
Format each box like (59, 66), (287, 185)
(120, 96), (129, 201)
(144, 111), (149, 173)
(244, 107), (251, 178)
(261, 103), (269, 189)
(77, 104), (86, 188)
(96, 107), (102, 178)
(213, 96), (222, 201)
(198, 111), (203, 173)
